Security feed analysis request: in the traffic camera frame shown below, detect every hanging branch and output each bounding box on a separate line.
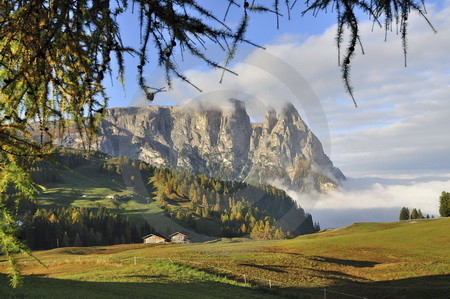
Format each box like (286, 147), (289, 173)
(298, 0), (435, 106)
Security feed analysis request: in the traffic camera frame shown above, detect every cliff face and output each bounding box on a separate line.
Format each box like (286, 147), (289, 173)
(246, 103), (345, 191)
(58, 100), (345, 191)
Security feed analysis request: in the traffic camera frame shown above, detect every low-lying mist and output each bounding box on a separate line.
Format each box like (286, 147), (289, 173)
(285, 176), (450, 229)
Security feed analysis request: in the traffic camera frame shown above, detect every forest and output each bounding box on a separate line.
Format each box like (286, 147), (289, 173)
(19, 206), (155, 250)
(13, 151), (320, 250)
(100, 156), (320, 239)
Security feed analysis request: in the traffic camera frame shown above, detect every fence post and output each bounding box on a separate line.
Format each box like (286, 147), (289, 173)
(243, 274), (247, 284)
(323, 288), (327, 299)
(269, 279), (271, 289)
(134, 256), (137, 265)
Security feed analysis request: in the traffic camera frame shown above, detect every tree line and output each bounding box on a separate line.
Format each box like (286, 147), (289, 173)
(99, 156), (320, 239)
(399, 191), (450, 220)
(151, 168), (319, 239)
(19, 206), (155, 250)
(399, 207), (428, 221)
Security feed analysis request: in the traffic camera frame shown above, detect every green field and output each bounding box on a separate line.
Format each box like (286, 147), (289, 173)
(1, 218), (449, 298)
(37, 158), (159, 220)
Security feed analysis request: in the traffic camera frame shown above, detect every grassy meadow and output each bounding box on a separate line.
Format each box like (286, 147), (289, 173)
(34, 157), (201, 240)
(1, 218), (449, 298)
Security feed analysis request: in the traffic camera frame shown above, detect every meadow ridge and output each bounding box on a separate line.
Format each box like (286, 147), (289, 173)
(1, 218), (449, 298)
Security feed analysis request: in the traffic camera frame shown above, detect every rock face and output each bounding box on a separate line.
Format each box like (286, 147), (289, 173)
(58, 100), (345, 191)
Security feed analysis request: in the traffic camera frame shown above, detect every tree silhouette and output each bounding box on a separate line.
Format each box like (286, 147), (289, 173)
(439, 191), (450, 217)
(399, 207), (410, 220)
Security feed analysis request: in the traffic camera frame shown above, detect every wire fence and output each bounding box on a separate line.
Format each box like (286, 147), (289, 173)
(12, 255), (368, 299)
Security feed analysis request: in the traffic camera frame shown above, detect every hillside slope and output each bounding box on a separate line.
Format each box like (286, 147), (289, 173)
(33, 154), (196, 240)
(1, 218), (448, 298)
(32, 152), (319, 243)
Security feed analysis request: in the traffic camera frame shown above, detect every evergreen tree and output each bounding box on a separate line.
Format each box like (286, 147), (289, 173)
(314, 222), (321, 232)
(73, 233), (83, 247)
(203, 208), (211, 219)
(20, 206), (144, 250)
(202, 195), (209, 207)
(188, 201), (196, 210)
(165, 179), (174, 195)
(399, 207), (410, 220)
(158, 191), (168, 203)
(417, 209), (424, 219)
(178, 182), (189, 198)
(62, 231), (70, 247)
(411, 208), (419, 220)
(439, 191), (450, 217)
(195, 206), (202, 217)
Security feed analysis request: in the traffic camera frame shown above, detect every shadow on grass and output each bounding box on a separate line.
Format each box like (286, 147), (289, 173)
(37, 193), (82, 208)
(58, 248), (108, 255)
(309, 256), (379, 268)
(105, 187), (123, 193)
(239, 263), (288, 273)
(0, 274), (276, 299)
(305, 268), (370, 281)
(1, 273), (449, 298)
(268, 251), (380, 268)
(239, 274), (450, 299)
(310, 274), (450, 299)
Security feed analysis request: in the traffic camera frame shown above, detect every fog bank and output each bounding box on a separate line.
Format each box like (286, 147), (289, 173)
(287, 177), (450, 229)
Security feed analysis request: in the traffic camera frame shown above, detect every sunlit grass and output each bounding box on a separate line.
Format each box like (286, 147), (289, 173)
(1, 218), (448, 298)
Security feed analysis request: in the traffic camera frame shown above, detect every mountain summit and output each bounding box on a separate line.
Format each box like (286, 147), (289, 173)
(58, 100), (345, 191)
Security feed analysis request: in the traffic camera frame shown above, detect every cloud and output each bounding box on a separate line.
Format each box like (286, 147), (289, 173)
(286, 177), (450, 228)
(298, 178), (449, 211)
(179, 92), (242, 115)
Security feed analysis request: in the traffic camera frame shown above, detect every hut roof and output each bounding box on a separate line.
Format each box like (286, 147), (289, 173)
(142, 234), (166, 240)
(169, 232), (188, 238)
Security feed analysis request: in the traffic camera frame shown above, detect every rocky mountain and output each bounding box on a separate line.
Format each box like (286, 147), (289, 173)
(57, 99), (345, 191)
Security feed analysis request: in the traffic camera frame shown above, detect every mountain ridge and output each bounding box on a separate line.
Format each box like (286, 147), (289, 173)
(56, 99), (345, 192)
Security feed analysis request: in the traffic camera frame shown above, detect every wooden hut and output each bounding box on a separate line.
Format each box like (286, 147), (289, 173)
(142, 234), (166, 244)
(169, 232), (190, 243)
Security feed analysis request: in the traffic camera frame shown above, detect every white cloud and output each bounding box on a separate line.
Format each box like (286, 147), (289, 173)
(287, 177), (450, 228)
(297, 178), (449, 212)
